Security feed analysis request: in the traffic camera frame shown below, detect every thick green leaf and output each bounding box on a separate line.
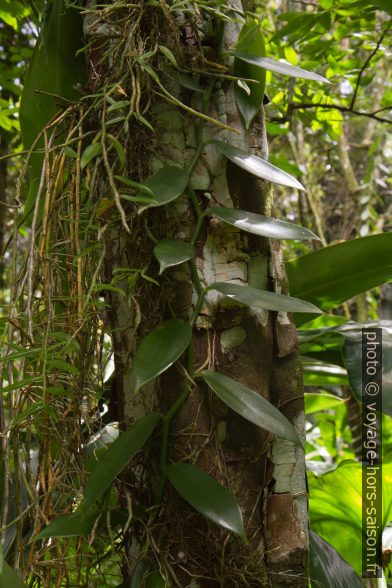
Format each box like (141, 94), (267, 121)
(286, 232), (392, 312)
(131, 319), (192, 391)
(166, 462), (245, 536)
(153, 239), (195, 274)
(211, 140), (305, 190)
(305, 393), (346, 414)
(37, 507), (98, 538)
(201, 370), (301, 445)
(210, 282), (322, 314)
(19, 0), (85, 214)
(309, 530), (362, 588)
(208, 207), (319, 241)
(142, 166), (189, 207)
(81, 143), (102, 169)
(232, 52), (330, 84)
(0, 561), (26, 588)
(233, 20), (266, 129)
(85, 413), (161, 505)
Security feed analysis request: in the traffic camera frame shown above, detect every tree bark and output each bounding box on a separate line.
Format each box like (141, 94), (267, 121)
(86, 2), (308, 585)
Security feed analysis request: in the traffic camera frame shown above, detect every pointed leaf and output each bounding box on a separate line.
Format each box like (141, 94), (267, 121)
(211, 140), (305, 190)
(37, 507), (98, 538)
(286, 232), (392, 314)
(131, 319), (192, 391)
(309, 531), (363, 588)
(85, 413), (161, 505)
(232, 53), (330, 84)
(81, 143), (102, 169)
(233, 20), (266, 129)
(201, 370), (301, 445)
(166, 462), (244, 536)
(208, 207), (319, 240)
(108, 134), (126, 169)
(210, 282), (322, 314)
(141, 166), (189, 207)
(154, 239), (195, 274)
(0, 561), (26, 588)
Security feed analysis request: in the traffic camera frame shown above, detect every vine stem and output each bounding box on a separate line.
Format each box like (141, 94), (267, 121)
(156, 384), (193, 503)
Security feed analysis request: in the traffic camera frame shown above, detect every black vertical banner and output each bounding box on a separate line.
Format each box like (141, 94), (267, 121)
(362, 328), (382, 579)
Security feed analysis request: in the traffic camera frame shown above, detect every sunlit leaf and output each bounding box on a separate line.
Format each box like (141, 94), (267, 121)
(131, 319), (192, 391)
(208, 207), (319, 240)
(153, 239), (195, 274)
(166, 462), (245, 536)
(210, 282), (322, 313)
(211, 140), (305, 190)
(85, 413), (160, 505)
(232, 52), (330, 84)
(201, 370), (301, 445)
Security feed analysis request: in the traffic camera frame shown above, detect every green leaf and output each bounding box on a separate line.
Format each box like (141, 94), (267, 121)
(233, 20), (266, 129)
(309, 531), (363, 588)
(153, 239), (195, 274)
(211, 140), (305, 190)
(166, 462), (245, 536)
(286, 232), (392, 313)
(114, 175), (154, 194)
(208, 207), (319, 241)
(81, 143), (102, 169)
(85, 413), (160, 505)
(37, 507), (98, 538)
(131, 319), (192, 391)
(19, 0), (85, 215)
(107, 134), (126, 169)
(304, 393), (345, 415)
(232, 52), (330, 84)
(141, 166), (189, 207)
(159, 45), (177, 66)
(210, 282), (322, 314)
(201, 370), (301, 445)
(0, 561), (26, 588)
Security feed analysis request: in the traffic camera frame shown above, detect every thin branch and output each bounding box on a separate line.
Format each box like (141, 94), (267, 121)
(350, 23), (391, 111)
(272, 102), (392, 124)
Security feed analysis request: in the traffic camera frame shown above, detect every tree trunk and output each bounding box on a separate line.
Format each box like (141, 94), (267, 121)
(85, 2), (308, 585)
